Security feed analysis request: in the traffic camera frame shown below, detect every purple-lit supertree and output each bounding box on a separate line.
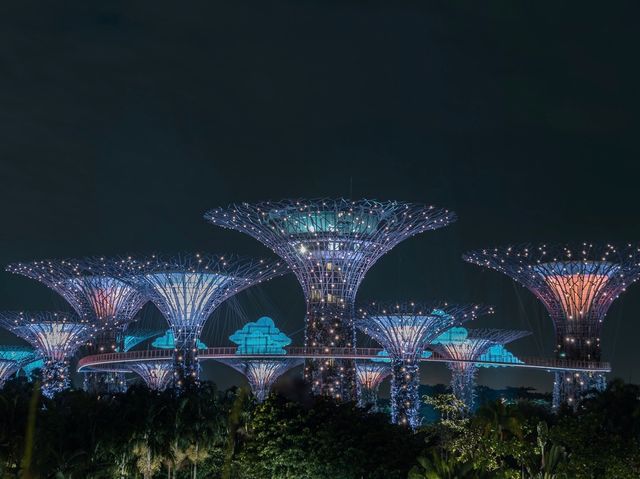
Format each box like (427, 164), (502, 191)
(205, 199), (455, 400)
(6, 258), (148, 393)
(119, 254), (287, 389)
(0, 312), (95, 397)
(463, 243), (640, 408)
(355, 361), (391, 411)
(217, 358), (304, 402)
(128, 362), (174, 391)
(430, 327), (530, 412)
(356, 302), (488, 428)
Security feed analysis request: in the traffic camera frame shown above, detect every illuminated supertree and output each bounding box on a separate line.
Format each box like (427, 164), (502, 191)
(120, 254), (287, 389)
(6, 258), (148, 393)
(205, 198), (455, 400)
(0, 345), (36, 382)
(0, 359), (20, 387)
(355, 361), (391, 411)
(0, 312), (95, 397)
(217, 358), (304, 402)
(430, 327), (530, 412)
(463, 243), (640, 408)
(128, 362), (174, 391)
(356, 302), (488, 428)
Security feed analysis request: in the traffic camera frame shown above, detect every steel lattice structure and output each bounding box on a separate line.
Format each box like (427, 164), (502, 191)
(355, 361), (391, 411)
(205, 198), (455, 400)
(0, 312), (95, 397)
(0, 345), (36, 383)
(431, 328), (530, 411)
(356, 302), (490, 428)
(119, 253), (287, 389)
(6, 257), (149, 393)
(128, 361), (174, 391)
(217, 358), (303, 402)
(463, 242), (640, 408)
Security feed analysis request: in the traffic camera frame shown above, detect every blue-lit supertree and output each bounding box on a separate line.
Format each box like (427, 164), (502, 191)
(0, 312), (95, 397)
(356, 302), (488, 428)
(120, 254), (287, 389)
(0, 359), (20, 387)
(205, 199), (455, 400)
(463, 243), (640, 408)
(6, 258), (148, 393)
(128, 362), (174, 391)
(0, 345), (36, 382)
(218, 316), (302, 402)
(430, 327), (530, 412)
(355, 361), (391, 411)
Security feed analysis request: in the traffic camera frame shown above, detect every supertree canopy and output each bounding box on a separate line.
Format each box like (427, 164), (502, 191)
(128, 361), (174, 391)
(218, 358), (304, 402)
(355, 361), (391, 411)
(120, 253), (287, 389)
(6, 258), (149, 393)
(0, 312), (95, 397)
(463, 243), (640, 407)
(205, 198), (456, 400)
(430, 327), (530, 412)
(356, 302), (489, 428)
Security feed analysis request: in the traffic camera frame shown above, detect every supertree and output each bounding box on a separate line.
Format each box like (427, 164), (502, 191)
(217, 358), (304, 402)
(355, 361), (391, 411)
(0, 359), (20, 388)
(128, 362), (174, 391)
(463, 243), (640, 408)
(0, 345), (36, 382)
(6, 258), (148, 393)
(356, 302), (489, 428)
(205, 198), (455, 400)
(430, 327), (530, 412)
(0, 312), (95, 397)
(119, 253), (287, 389)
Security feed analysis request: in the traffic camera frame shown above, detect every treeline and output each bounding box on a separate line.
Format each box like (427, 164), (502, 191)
(0, 378), (639, 478)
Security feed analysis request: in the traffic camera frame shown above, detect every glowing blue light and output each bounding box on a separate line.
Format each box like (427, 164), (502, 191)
(477, 344), (523, 368)
(152, 329), (207, 350)
(229, 316), (291, 355)
(431, 326), (468, 345)
(121, 330), (163, 352)
(372, 349), (431, 363)
(22, 358), (44, 380)
(0, 346), (35, 363)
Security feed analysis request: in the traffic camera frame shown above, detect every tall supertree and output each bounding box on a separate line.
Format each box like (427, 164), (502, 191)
(128, 362), (174, 391)
(205, 198), (455, 400)
(217, 358), (304, 402)
(430, 327), (530, 412)
(355, 361), (391, 411)
(356, 302), (488, 428)
(463, 243), (640, 408)
(0, 312), (95, 397)
(6, 258), (148, 393)
(120, 254), (287, 389)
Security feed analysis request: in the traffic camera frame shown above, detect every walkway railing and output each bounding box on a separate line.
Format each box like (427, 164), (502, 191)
(77, 346), (611, 373)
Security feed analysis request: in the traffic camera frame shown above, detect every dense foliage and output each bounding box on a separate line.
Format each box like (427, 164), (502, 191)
(0, 378), (638, 478)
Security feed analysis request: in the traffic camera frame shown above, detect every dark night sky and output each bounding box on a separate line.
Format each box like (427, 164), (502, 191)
(0, 1), (639, 393)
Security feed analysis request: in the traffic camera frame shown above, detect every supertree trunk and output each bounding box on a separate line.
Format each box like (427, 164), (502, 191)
(390, 359), (420, 429)
(449, 363), (478, 413)
(42, 359), (70, 398)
